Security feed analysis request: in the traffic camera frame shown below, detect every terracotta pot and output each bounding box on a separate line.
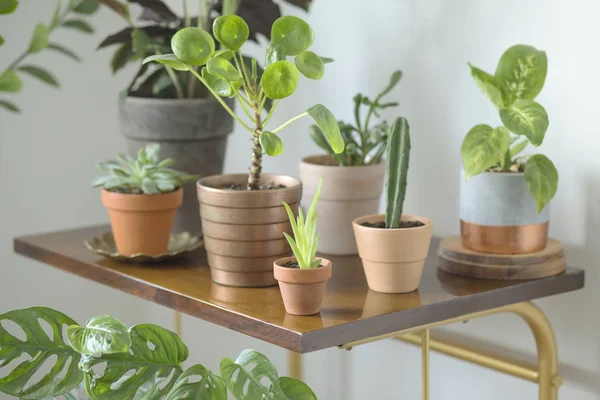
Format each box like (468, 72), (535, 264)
(353, 214), (433, 293)
(197, 174), (302, 287)
(300, 155), (385, 255)
(101, 188), (183, 256)
(460, 171), (549, 254)
(273, 256), (332, 315)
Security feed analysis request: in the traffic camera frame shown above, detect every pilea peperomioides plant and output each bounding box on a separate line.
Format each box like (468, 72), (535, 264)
(144, 14), (344, 190)
(0, 307), (317, 399)
(461, 44), (558, 212)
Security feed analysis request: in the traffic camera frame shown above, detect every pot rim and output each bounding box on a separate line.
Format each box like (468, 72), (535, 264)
(101, 187), (183, 211)
(101, 187), (182, 198)
(197, 173), (301, 194)
(273, 256), (332, 284)
(352, 213), (433, 232)
(301, 154), (384, 169)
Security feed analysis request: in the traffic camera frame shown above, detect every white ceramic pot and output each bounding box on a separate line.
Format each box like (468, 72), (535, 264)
(300, 155), (386, 255)
(460, 171), (550, 254)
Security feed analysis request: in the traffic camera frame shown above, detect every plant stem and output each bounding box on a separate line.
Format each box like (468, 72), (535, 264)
(262, 99), (279, 127)
(248, 99), (263, 190)
(501, 148), (512, 171)
(236, 93), (255, 121)
(271, 112), (308, 134)
(183, 0), (191, 27)
(222, 0), (239, 15)
(189, 68), (254, 132)
(234, 53), (254, 97)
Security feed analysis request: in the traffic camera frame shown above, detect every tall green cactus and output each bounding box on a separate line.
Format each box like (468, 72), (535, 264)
(385, 117), (411, 228)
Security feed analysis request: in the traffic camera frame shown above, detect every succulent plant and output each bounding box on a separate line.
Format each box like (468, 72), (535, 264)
(385, 117), (411, 229)
(92, 143), (199, 194)
(282, 179), (322, 269)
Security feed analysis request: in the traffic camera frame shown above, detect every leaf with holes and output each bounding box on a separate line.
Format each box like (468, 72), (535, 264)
(18, 65), (59, 87)
(66, 316), (131, 356)
(461, 124), (510, 179)
(79, 324), (188, 399)
(499, 99), (549, 146)
(495, 44), (547, 105)
(0, 307), (83, 399)
(220, 349), (283, 399)
(165, 364), (227, 400)
(524, 154), (558, 213)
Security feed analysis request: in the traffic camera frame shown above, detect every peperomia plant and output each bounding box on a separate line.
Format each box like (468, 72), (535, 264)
(310, 70), (402, 166)
(282, 179), (322, 269)
(385, 117), (412, 229)
(461, 44), (558, 212)
(144, 15), (344, 190)
(0, 306), (317, 399)
(0, 0), (98, 113)
(92, 142), (199, 194)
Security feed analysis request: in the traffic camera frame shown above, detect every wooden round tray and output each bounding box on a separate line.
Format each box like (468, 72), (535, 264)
(437, 236), (566, 280)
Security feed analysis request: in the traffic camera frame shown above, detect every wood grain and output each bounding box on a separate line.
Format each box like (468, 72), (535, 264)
(438, 236), (566, 280)
(13, 226), (584, 353)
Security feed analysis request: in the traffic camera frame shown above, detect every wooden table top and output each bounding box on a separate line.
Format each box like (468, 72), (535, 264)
(14, 225), (584, 353)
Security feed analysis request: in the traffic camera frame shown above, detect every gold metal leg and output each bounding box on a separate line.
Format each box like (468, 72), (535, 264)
(288, 350), (303, 380)
(174, 311), (182, 337)
(421, 329), (430, 400)
(340, 302), (560, 400)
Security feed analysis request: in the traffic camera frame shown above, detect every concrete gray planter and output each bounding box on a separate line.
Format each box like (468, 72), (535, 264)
(119, 96), (234, 235)
(459, 171), (550, 254)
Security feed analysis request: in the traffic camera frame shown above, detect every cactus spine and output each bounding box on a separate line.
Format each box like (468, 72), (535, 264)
(385, 117), (411, 228)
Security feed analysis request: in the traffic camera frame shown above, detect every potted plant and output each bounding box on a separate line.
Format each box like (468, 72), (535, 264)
(301, 70), (402, 255)
(274, 179), (332, 315)
(92, 143), (198, 256)
(0, 0), (98, 113)
(0, 306), (317, 399)
(352, 117), (433, 293)
(93, 0), (312, 235)
(460, 44), (558, 254)
(145, 15), (344, 287)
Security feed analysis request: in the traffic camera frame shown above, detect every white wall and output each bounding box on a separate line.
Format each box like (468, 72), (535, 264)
(1, 0), (598, 399)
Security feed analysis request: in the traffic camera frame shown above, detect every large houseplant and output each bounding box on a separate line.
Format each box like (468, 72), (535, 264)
(146, 14), (344, 286)
(94, 0), (313, 235)
(460, 44), (558, 254)
(0, 0), (98, 113)
(0, 306), (317, 399)
(353, 117), (433, 293)
(301, 70), (402, 255)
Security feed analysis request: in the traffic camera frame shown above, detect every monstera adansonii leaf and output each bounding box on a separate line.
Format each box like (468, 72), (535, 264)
(166, 364), (227, 400)
(79, 324), (189, 399)
(0, 307), (83, 399)
(220, 349), (317, 400)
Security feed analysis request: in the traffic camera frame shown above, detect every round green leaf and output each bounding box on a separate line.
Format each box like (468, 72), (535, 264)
(265, 43), (285, 68)
(207, 56), (240, 82)
(67, 315), (131, 355)
(461, 124), (510, 179)
(261, 60), (299, 99)
(18, 65), (59, 87)
(259, 131), (284, 156)
(201, 67), (234, 97)
(213, 15), (249, 51)
(171, 27), (215, 66)
(495, 44), (547, 104)
(28, 23), (49, 53)
(0, 0), (18, 14)
(213, 49), (234, 60)
(499, 99), (549, 146)
(271, 16), (314, 56)
(143, 54), (190, 71)
(295, 50), (324, 80)
(0, 70), (22, 92)
(469, 62), (504, 109)
(307, 104), (344, 154)
(0, 307), (83, 398)
(524, 154), (558, 213)
(279, 377), (317, 400)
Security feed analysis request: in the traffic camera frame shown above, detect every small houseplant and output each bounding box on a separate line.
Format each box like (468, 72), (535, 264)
(301, 70), (402, 255)
(352, 117), (433, 293)
(0, 0), (98, 113)
(460, 44), (558, 254)
(92, 143), (198, 256)
(146, 14), (344, 287)
(0, 306), (317, 399)
(93, 0), (313, 235)
(274, 179), (332, 315)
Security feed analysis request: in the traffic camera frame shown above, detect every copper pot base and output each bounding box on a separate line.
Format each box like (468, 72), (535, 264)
(461, 220), (549, 254)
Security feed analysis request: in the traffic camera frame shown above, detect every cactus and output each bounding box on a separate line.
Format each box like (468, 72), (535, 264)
(385, 117), (411, 228)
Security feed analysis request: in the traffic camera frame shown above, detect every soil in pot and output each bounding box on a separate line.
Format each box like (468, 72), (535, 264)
(280, 261), (324, 269)
(361, 220), (425, 229)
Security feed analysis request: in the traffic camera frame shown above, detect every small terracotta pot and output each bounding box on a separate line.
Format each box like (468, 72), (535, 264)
(300, 155), (386, 255)
(101, 188), (183, 256)
(353, 214), (433, 293)
(198, 174), (302, 287)
(273, 256), (332, 315)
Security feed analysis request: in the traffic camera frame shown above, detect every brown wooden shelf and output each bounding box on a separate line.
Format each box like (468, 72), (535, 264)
(14, 225), (584, 353)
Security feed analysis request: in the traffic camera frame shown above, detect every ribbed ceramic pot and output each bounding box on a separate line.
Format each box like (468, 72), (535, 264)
(119, 96), (234, 236)
(300, 155), (386, 255)
(197, 174), (302, 287)
(273, 256), (332, 315)
(460, 171), (549, 254)
(353, 214), (433, 293)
